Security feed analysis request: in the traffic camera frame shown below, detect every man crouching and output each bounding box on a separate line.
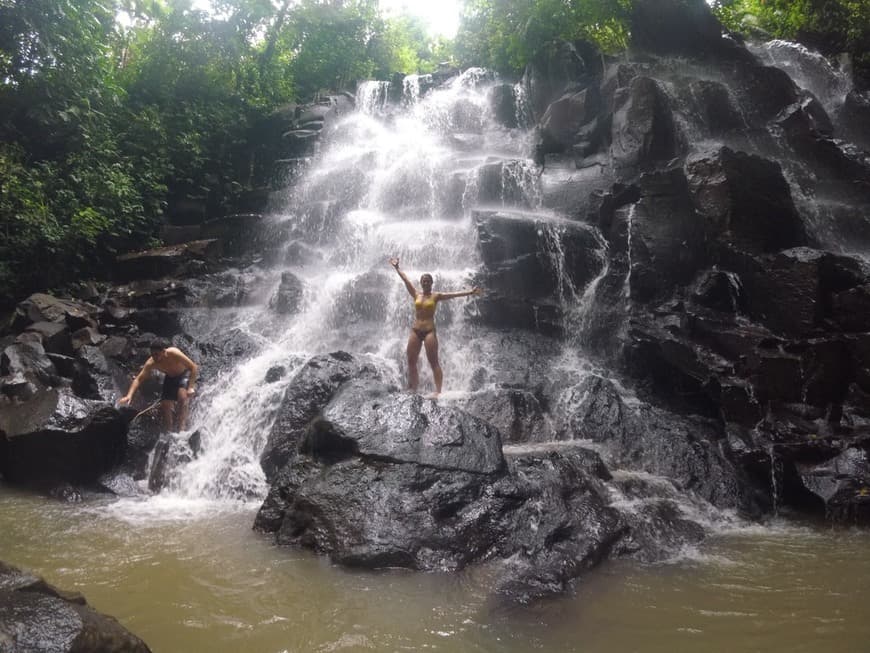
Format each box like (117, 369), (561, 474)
(119, 338), (199, 432)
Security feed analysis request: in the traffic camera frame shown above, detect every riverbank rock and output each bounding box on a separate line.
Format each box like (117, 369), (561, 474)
(0, 561), (151, 652)
(0, 389), (127, 487)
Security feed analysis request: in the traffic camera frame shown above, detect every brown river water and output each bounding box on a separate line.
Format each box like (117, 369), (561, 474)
(2, 488), (869, 653)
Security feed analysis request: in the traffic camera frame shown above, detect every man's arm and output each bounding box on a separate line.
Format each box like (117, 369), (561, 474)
(437, 287), (483, 301)
(171, 348), (199, 394)
(119, 360), (153, 405)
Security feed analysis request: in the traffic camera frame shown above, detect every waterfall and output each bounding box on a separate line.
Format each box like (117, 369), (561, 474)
(748, 39), (853, 117)
(149, 69), (575, 505)
(355, 81), (391, 116)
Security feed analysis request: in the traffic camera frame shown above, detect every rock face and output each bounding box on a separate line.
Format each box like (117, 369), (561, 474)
(473, 209), (605, 334)
(0, 389), (127, 486)
(260, 352), (394, 483)
(255, 355), (724, 602)
(255, 368), (629, 602)
(0, 561), (152, 652)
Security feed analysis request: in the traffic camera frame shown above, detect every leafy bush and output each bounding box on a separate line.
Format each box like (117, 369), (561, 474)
(712, 0), (870, 86)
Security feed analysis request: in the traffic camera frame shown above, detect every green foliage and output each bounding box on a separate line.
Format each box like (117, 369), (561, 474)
(712, 0), (870, 84)
(285, 0), (381, 98)
(0, 0), (460, 305)
(455, 0), (631, 74)
(0, 0), (163, 297)
(371, 15), (455, 75)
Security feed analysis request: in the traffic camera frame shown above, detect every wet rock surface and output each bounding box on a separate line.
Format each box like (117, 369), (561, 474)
(255, 364), (637, 602)
(0, 388), (126, 487)
(0, 561), (152, 652)
(255, 354), (741, 603)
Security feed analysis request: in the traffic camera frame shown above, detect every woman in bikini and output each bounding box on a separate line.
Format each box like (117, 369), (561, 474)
(389, 257), (482, 396)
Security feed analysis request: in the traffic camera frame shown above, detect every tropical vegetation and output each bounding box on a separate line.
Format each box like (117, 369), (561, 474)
(1, 0), (867, 306)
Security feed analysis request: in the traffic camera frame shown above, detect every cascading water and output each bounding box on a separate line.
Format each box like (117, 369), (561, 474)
(748, 39), (854, 117)
(145, 68), (598, 507)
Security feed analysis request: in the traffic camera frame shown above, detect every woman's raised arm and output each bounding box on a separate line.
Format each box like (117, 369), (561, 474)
(389, 257), (417, 298)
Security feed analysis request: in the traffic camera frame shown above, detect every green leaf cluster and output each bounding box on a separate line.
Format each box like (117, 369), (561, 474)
(0, 0), (455, 306)
(711, 0), (870, 84)
(455, 0), (631, 74)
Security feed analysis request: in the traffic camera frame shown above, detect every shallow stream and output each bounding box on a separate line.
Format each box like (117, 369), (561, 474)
(2, 490), (868, 653)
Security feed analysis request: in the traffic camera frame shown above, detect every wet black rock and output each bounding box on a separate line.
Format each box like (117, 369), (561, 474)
(265, 365), (286, 383)
(114, 240), (222, 283)
(475, 160), (540, 208)
(611, 77), (682, 172)
(270, 271), (305, 315)
(627, 167), (706, 302)
(0, 560), (152, 652)
(22, 321), (74, 356)
(460, 386), (554, 443)
(692, 269), (744, 313)
(328, 270), (390, 325)
(840, 89), (870, 151)
(539, 87), (601, 154)
(147, 432), (199, 493)
(97, 471), (141, 497)
(521, 40), (592, 121)
(260, 352), (394, 483)
(257, 387), (632, 603)
(305, 381), (504, 473)
(123, 419), (162, 481)
(1, 340), (61, 392)
(796, 446), (870, 523)
(473, 209), (604, 334)
(0, 389), (127, 487)
(9, 293), (99, 333)
(686, 147), (806, 255)
(489, 83), (520, 128)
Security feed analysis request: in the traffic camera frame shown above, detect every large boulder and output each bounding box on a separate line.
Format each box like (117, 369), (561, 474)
(473, 209), (605, 334)
(259, 352), (394, 483)
(255, 381), (634, 603)
(564, 373), (768, 516)
(269, 272), (305, 315)
(626, 168), (707, 302)
(303, 381), (505, 473)
(460, 386), (554, 443)
(0, 388), (127, 486)
(9, 294), (99, 333)
(1, 341), (61, 398)
(796, 446), (870, 524)
(685, 147), (806, 255)
(474, 159), (541, 208)
(539, 87), (601, 154)
(630, 0), (727, 58)
(521, 40), (594, 121)
(0, 561), (151, 652)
